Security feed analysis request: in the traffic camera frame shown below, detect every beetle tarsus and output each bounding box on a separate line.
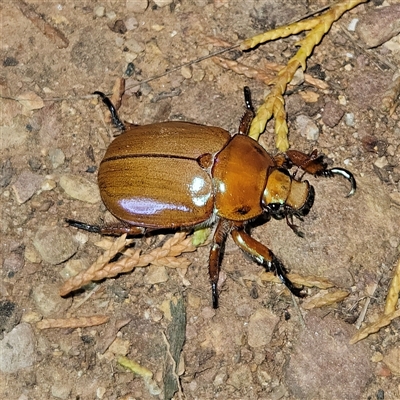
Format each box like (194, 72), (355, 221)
(65, 218), (101, 233)
(270, 255), (306, 298)
(212, 282), (219, 309)
(316, 167), (356, 197)
(94, 91), (126, 131)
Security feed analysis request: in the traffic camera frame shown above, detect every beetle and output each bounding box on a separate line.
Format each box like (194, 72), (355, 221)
(67, 87), (356, 308)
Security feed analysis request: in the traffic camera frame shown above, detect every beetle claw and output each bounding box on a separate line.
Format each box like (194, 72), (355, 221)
(271, 255), (306, 298)
(327, 167), (357, 197)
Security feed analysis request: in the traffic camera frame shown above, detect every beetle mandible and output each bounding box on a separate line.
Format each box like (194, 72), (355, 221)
(67, 87), (356, 308)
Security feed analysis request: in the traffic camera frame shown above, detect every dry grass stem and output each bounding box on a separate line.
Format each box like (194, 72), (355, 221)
(350, 309), (400, 344)
(302, 289), (350, 309)
(260, 271), (335, 289)
(36, 315), (109, 329)
(60, 233), (196, 296)
(15, 0), (69, 49)
(238, 0), (367, 151)
(384, 258), (400, 315)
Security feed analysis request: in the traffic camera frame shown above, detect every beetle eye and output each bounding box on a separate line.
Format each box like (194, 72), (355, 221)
(268, 203), (282, 212)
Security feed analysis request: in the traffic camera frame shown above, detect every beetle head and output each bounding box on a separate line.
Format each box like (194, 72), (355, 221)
(262, 168), (315, 220)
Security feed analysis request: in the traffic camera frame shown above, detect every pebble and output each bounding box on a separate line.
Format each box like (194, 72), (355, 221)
(247, 308), (279, 348)
(48, 148), (65, 169)
(227, 364), (253, 389)
(94, 6), (105, 17)
(33, 226), (79, 265)
(374, 156), (389, 169)
(389, 192), (400, 206)
(124, 38), (145, 54)
(154, 0), (174, 7)
(0, 159), (13, 188)
(51, 383), (72, 399)
(383, 346), (400, 376)
(344, 112), (355, 127)
(0, 299), (21, 338)
(322, 101), (344, 128)
(124, 16), (138, 31)
(12, 170), (44, 204)
(144, 265), (169, 284)
(181, 65), (192, 79)
(31, 282), (72, 316)
(285, 311), (373, 399)
(59, 174), (101, 204)
(2, 251), (25, 275)
(0, 323), (36, 373)
(126, 0), (148, 13)
(295, 115), (320, 141)
(356, 4), (400, 48)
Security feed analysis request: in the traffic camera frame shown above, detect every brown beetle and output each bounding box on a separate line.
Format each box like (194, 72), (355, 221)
(67, 88), (356, 308)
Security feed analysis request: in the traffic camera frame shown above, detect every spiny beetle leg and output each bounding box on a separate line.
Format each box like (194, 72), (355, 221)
(208, 219), (230, 309)
(231, 228), (305, 297)
(285, 149), (327, 175)
(94, 91), (126, 132)
(66, 218), (145, 236)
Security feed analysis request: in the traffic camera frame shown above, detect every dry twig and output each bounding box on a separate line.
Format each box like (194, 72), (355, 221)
(60, 233), (196, 296)
(15, 0), (69, 48)
(260, 271), (336, 290)
(240, 0), (367, 151)
(36, 315), (109, 329)
(384, 258), (400, 315)
(350, 309), (400, 344)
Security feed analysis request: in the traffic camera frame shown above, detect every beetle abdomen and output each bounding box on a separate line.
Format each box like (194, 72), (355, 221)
(98, 122), (231, 228)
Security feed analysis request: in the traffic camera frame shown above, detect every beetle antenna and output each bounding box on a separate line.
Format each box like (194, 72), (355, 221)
(94, 91), (126, 131)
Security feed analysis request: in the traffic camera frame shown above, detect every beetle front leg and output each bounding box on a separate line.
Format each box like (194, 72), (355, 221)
(208, 219), (230, 309)
(283, 150), (356, 197)
(238, 86), (255, 136)
(231, 228), (305, 298)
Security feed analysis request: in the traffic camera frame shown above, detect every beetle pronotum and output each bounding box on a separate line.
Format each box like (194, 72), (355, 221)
(67, 88), (356, 308)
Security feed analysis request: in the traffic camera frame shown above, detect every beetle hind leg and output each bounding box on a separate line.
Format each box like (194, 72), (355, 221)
(231, 228), (305, 298)
(66, 218), (145, 236)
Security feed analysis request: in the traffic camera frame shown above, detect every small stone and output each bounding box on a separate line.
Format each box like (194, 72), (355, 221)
(2, 252), (24, 275)
(356, 4), (400, 48)
(124, 38), (145, 54)
(48, 148), (65, 169)
(51, 383), (72, 399)
(296, 115), (320, 141)
(290, 68), (304, 86)
(374, 156), (389, 169)
(0, 323), (36, 373)
(227, 364), (253, 389)
(338, 95), (347, 106)
(108, 337), (130, 356)
(94, 6), (105, 17)
(154, 0), (173, 7)
(0, 159), (14, 188)
(33, 226), (79, 265)
(248, 308), (279, 348)
(144, 265), (169, 284)
(12, 170), (43, 204)
(0, 300), (21, 338)
(347, 18), (358, 32)
(322, 101), (344, 128)
(383, 346), (400, 376)
(389, 192), (400, 206)
(32, 282), (72, 316)
(126, 0), (148, 13)
(344, 112), (355, 127)
(192, 66), (205, 82)
(124, 16), (138, 31)
(181, 65), (192, 79)
(59, 174), (101, 204)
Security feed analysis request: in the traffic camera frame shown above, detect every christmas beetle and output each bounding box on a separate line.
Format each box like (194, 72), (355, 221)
(67, 87), (356, 308)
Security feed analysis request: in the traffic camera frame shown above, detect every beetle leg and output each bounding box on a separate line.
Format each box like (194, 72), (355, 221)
(209, 219), (230, 309)
(94, 91), (126, 131)
(231, 228), (305, 298)
(66, 218), (145, 236)
(238, 87), (255, 136)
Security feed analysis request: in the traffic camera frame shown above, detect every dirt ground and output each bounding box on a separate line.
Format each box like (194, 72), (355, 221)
(1, 1), (400, 399)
